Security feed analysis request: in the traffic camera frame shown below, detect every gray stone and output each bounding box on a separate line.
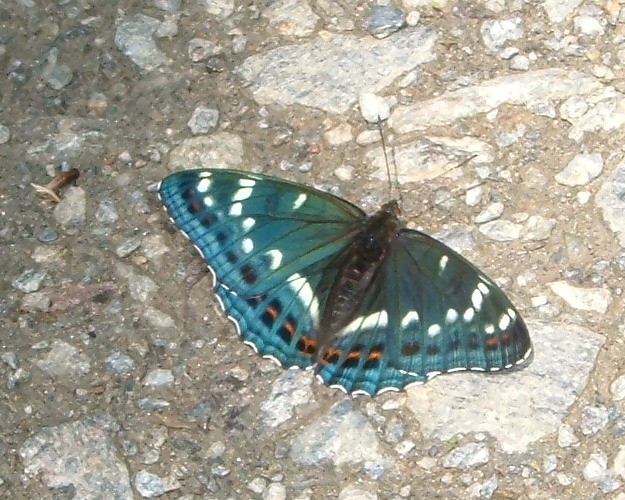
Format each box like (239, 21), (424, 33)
(290, 400), (386, 467)
(359, 93), (390, 123)
(262, 0), (319, 37)
(475, 202), (504, 224)
(137, 398), (170, 410)
(114, 15), (171, 72)
(168, 132), (244, 170)
(143, 368), (174, 387)
(338, 484), (378, 500)
(12, 269), (47, 293)
(543, 454), (558, 473)
(1, 352), (19, 370)
(557, 423), (580, 448)
(406, 321), (604, 453)
(523, 215), (557, 241)
(548, 281), (611, 313)
(611, 374), (625, 401)
(117, 263), (158, 302)
(53, 186), (86, 226)
(368, 136), (492, 184)
(480, 18), (523, 53)
(574, 15), (605, 36)
(478, 220), (523, 241)
(187, 106), (219, 134)
(597, 158), (625, 247)
(544, 0), (583, 23)
(442, 442), (490, 469)
(116, 236), (143, 258)
(509, 54), (530, 71)
(0, 123), (10, 144)
(187, 38), (223, 62)
(261, 370), (314, 428)
(248, 477), (267, 494)
(580, 405), (609, 436)
(264, 482), (287, 500)
(236, 28), (435, 114)
(95, 198), (119, 224)
(34, 340), (91, 378)
(105, 352), (136, 374)
(197, 0), (234, 19)
(134, 470), (180, 498)
(433, 225), (477, 254)
(565, 88), (625, 142)
(555, 152), (603, 186)
(390, 69), (601, 134)
(41, 47), (73, 90)
(19, 417), (132, 499)
(362, 5), (406, 39)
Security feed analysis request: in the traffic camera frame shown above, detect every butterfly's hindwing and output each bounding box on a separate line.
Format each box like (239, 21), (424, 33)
(159, 168), (532, 395)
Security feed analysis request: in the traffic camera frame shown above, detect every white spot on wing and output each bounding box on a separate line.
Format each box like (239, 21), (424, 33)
(198, 171), (212, 178)
(241, 237), (254, 254)
(229, 202), (242, 216)
(498, 313), (511, 330)
(463, 307), (475, 322)
(293, 193), (307, 210)
(203, 196), (214, 207)
(507, 308), (517, 320)
(484, 323), (495, 334)
(341, 311), (389, 336)
(477, 281), (490, 295)
(401, 310), (420, 328)
(266, 249), (283, 270)
(197, 178), (211, 193)
(233, 187), (253, 201)
(288, 273), (320, 322)
(471, 288), (483, 311)
(445, 308), (458, 323)
(238, 178), (256, 187)
(439, 255), (449, 273)
(242, 217), (255, 231)
(427, 324), (441, 337)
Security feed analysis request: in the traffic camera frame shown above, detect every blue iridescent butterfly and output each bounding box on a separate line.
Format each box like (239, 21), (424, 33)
(159, 168), (532, 395)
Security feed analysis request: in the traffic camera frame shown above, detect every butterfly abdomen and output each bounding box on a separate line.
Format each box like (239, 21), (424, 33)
(320, 207), (400, 334)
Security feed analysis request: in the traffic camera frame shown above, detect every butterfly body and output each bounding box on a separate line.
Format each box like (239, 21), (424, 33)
(159, 168), (532, 395)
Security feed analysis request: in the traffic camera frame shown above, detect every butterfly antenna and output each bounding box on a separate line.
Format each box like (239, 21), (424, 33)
(377, 118), (402, 204)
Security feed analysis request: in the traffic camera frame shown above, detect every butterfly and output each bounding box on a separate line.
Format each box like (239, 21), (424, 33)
(158, 168), (532, 396)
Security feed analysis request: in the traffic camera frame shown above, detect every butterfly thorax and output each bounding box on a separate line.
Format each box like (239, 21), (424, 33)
(320, 200), (402, 335)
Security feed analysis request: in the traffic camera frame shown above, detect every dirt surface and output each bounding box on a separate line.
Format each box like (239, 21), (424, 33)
(2, 1), (625, 499)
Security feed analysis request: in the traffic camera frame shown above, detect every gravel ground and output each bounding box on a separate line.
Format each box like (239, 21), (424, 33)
(2, 0), (625, 498)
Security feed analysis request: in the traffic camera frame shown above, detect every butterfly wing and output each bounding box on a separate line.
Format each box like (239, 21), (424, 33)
(158, 168), (365, 368)
(315, 228), (532, 395)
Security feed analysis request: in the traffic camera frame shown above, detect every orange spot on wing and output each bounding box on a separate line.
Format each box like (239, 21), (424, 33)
(485, 336), (499, 350)
(283, 320), (295, 335)
(266, 304), (279, 319)
(297, 335), (318, 355)
(347, 349), (361, 360)
(500, 332), (512, 345)
(321, 347), (342, 364)
(368, 348), (383, 361)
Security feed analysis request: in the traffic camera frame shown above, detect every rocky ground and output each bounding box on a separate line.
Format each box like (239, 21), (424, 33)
(2, 0), (625, 498)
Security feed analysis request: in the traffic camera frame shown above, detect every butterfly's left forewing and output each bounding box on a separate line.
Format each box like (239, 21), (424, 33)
(159, 168), (365, 368)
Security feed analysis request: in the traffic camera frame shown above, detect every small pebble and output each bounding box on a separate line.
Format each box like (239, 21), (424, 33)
(188, 106), (219, 135)
(143, 368), (174, 387)
(12, 269), (47, 293)
(0, 124), (10, 144)
(360, 92), (390, 123)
